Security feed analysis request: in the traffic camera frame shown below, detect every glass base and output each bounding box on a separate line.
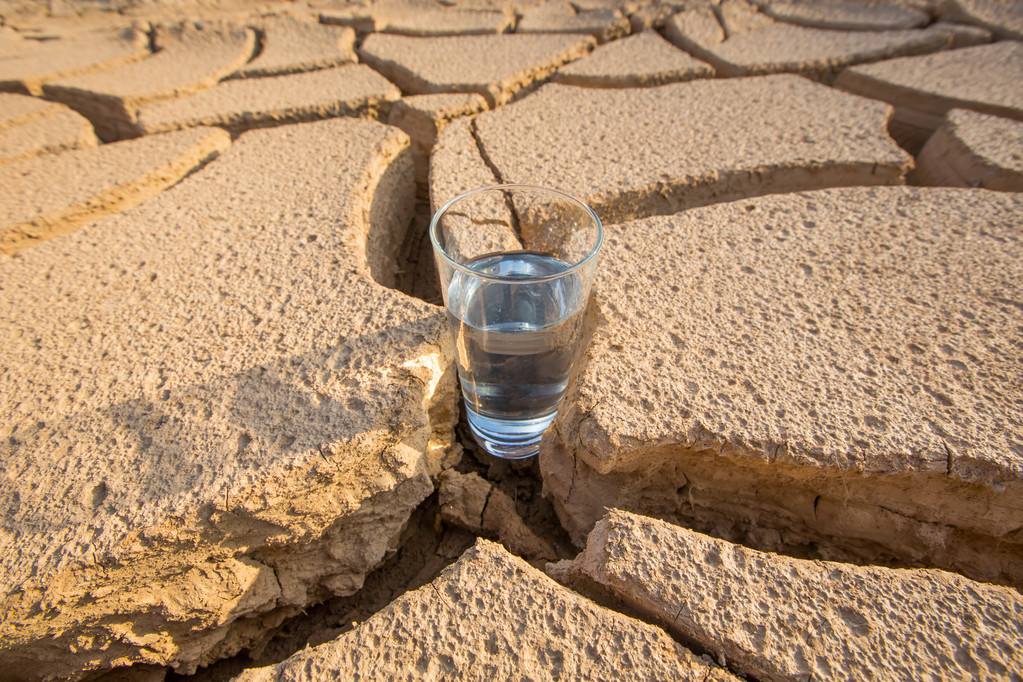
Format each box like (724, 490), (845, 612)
(465, 404), (557, 460)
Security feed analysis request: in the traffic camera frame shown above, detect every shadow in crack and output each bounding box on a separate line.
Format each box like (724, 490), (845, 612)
(393, 197), (442, 306)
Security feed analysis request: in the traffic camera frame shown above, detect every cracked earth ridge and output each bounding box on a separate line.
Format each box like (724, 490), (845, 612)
(0, 0), (1021, 679)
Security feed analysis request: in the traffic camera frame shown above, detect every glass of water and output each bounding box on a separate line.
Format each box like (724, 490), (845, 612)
(430, 184), (603, 460)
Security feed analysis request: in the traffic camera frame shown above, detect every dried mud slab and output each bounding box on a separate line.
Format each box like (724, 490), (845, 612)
(472, 76), (910, 226)
(0, 93), (97, 165)
(939, 0), (1023, 40)
(0, 26), (148, 95)
(429, 117), (521, 261)
(914, 108), (1023, 191)
(0, 127), (228, 253)
(438, 470), (557, 562)
(0, 118), (458, 679)
(540, 186), (1023, 586)
(664, 0), (958, 79)
(555, 30), (714, 87)
(321, 3), (513, 35)
(556, 510), (1023, 681)
(626, 3), (680, 32)
(756, 0), (929, 30)
(236, 540), (738, 681)
(233, 17), (356, 78)
(517, 2), (631, 42)
(43, 23), (256, 140)
(836, 41), (1023, 151)
(358, 32), (595, 106)
(388, 92), (488, 182)
(137, 65), (400, 135)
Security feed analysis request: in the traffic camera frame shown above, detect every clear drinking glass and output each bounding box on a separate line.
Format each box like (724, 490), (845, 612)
(430, 184), (603, 460)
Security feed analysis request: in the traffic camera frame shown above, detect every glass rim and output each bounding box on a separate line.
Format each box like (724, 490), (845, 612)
(429, 183), (604, 284)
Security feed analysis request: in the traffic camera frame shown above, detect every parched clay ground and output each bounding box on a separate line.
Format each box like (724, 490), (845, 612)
(0, 0), (1020, 679)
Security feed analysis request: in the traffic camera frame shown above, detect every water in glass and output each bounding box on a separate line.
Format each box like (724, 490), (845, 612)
(446, 250), (586, 456)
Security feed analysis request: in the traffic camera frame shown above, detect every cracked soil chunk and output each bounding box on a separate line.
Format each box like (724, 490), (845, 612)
(429, 117), (521, 261)
(0, 26), (148, 95)
(387, 92), (488, 182)
(137, 65), (400, 135)
(472, 76), (910, 226)
(0, 126), (229, 253)
(358, 32), (595, 106)
(836, 41), (1023, 150)
(558, 510), (1023, 681)
(757, 0), (930, 31)
(42, 22), (256, 140)
(555, 30), (714, 87)
(517, 2), (631, 42)
(321, 3), (513, 36)
(0, 93), (97, 165)
(234, 17), (356, 78)
(939, 0), (1023, 40)
(235, 539), (737, 681)
(915, 108), (1023, 191)
(0, 118), (457, 679)
(539, 187), (1023, 586)
(438, 470), (556, 561)
(664, 0), (958, 79)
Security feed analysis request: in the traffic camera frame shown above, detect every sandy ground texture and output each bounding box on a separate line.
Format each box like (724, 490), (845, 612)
(551, 510), (1023, 681)
(0, 0), (1020, 679)
(540, 186), (1023, 584)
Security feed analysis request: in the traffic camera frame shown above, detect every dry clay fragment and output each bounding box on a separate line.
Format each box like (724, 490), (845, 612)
(0, 93), (97, 165)
(627, 1), (707, 32)
(664, 0), (959, 79)
(472, 76), (910, 227)
(43, 22), (256, 140)
(0, 27), (148, 95)
(438, 469), (557, 561)
(557, 510), (1023, 681)
(233, 16), (356, 78)
(430, 116), (521, 261)
(137, 65), (400, 135)
(321, 3), (513, 35)
(388, 92), (488, 183)
(235, 540), (737, 681)
(756, 0), (930, 30)
(0, 127), (228, 253)
(539, 187), (1023, 586)
(375, 7), (514, 35)
(939, 0), (1023, 39)
(556, 30), (714, 87)
(915, 109), (1023, 191)
(517, 2), (632, 42)
(358, 32), (595, 106)
(836, 41), (1023, 151)
(0, 118), (457, 679)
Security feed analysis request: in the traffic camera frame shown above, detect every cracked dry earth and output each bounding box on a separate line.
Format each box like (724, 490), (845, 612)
(0, 0), (1021, 679)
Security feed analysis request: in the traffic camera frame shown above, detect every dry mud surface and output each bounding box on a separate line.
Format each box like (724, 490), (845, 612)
(0, 0), (1020, 679)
